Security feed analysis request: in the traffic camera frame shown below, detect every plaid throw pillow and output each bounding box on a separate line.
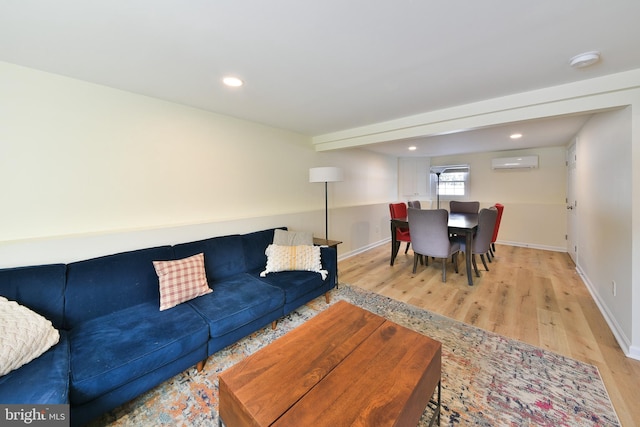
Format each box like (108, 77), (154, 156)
(153, 253), (212, 311)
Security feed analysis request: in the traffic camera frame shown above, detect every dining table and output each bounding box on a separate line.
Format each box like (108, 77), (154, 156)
(390, 212), (479, 286)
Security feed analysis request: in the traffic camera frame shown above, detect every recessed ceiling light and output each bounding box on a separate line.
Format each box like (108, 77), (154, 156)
(223, 76), (244, 87)
(569, 51), (600, 68)
(510, 133), (523, 140)
(408, 146), (417, 151)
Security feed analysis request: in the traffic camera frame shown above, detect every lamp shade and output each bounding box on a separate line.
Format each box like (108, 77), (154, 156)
(309, 167), (343, 183)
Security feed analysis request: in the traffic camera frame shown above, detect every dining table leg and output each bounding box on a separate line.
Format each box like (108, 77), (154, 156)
(464, 230), (474, 286)
(390, 221), (400, 265)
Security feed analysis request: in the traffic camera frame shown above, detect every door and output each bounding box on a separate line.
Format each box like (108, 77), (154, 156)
(566, 142), (578, 263)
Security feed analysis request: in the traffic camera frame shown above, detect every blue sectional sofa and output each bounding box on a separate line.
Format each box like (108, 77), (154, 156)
(0, 227), (337, 426)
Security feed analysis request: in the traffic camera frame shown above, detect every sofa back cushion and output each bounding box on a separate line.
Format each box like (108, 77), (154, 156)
(64, 246), (173, 328)
(242, 228), (285, 273)
(0, 264), (66, 329)
(173, 235), (246, 282)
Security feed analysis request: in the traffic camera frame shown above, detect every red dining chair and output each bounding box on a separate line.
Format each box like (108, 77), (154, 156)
(389, 203), (411, 254)
(489, 203), (504, 257)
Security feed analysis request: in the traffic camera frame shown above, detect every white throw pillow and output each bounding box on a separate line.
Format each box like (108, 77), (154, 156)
(260, 244), (328, 280)
(0, 296), (60, 377)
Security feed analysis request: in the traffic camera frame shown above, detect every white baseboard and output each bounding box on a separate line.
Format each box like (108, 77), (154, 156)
(496, 240), (567, 253)
(338, 239), (565, 261)
(575, 265), (638, 361)
(629, 345), (640, 360)
(340, 239), (566, 262)
(337, 238), (389, 261)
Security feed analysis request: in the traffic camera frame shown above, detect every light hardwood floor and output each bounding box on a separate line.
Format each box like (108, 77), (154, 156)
(338, 243), (640, 427)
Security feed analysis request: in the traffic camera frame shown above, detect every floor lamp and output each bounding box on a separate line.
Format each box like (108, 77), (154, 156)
(430, 167), (443, 209)
(309, 167), (343, 240)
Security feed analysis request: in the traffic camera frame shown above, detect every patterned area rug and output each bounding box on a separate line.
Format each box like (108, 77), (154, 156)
(90, 285), (620, 426)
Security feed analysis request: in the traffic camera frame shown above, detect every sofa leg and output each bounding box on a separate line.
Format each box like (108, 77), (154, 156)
(196, 360), (206, 372)
(325, 292), (331, 304)
(271, 320), (277, 330)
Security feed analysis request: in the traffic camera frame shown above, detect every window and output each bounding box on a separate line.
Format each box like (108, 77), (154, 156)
(430, 165), (470, 198)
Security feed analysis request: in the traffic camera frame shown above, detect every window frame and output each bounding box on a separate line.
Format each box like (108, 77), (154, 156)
(430, 165), (470, 200)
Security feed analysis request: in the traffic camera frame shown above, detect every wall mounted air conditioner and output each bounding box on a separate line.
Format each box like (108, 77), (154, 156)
(491, 155), (538, 169)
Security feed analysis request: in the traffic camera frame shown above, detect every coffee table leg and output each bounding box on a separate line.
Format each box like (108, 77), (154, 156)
(437, 380), (441, 426)
(427, 380), (441, 427)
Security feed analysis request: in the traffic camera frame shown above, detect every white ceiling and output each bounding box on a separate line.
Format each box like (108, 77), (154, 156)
(1, 1), (639, 157)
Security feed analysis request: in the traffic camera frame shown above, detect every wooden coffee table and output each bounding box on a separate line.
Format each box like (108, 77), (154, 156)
(218, 300), (441, 426)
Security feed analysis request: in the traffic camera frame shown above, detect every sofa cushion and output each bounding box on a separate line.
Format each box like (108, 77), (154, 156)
(0, 264), (66, 329)
(254, 270), (327, 304)
(153, 253), (212, 311)
(68, 301), (208, 405)
(260, 244), (328, 280)
(242, 228), (285, 272)
(0, 296), (60, 376)
(65, 246), (174, 328)
(0, 332), (69, 404)
(187, 274), (284, 338)
(173, 235), (247, 281)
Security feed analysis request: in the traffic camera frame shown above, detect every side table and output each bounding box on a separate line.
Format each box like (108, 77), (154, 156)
(313, 237), (342, 286)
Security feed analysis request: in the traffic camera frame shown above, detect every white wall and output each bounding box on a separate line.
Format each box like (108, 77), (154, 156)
(0, 61), (397, 266)
(575, 108), (634, 349)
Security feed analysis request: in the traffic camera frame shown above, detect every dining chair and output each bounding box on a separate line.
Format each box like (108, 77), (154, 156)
(449, 200), (480, 214)
(489, 203), (504, 257)
(454, 207), (498, 277)
(407, 208), (460, 282)
(389, 203), (411, 254)
(448, 200), (480, 240)
(408, 200), (421, 209)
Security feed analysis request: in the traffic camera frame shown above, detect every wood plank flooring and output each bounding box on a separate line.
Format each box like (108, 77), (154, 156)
(338, 243), (640, 427)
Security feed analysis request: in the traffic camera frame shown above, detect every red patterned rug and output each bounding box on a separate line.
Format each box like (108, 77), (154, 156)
(90, 285), (620, 426)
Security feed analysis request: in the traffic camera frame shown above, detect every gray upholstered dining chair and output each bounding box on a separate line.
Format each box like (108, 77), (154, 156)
(407, 208), (460, 282)
(455, 207), (498, 277)
(408, 200), (421, 209)
(449, 200), (480, 214)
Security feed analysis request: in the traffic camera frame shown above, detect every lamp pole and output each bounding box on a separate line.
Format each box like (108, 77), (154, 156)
(309, 167), (343, 241)
(323, 181), (329, 240)
(436, 172), (441, 209)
